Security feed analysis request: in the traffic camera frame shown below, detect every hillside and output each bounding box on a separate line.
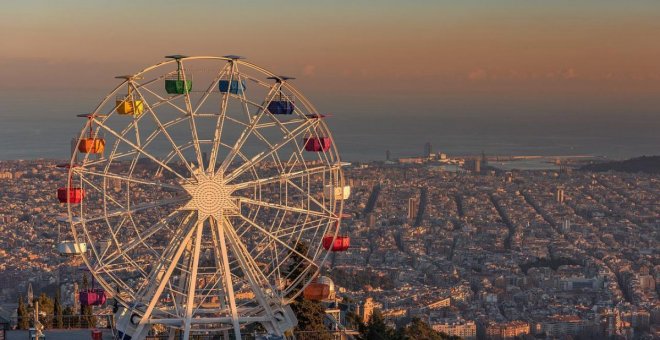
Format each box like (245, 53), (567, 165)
(580, 155), (660, 174)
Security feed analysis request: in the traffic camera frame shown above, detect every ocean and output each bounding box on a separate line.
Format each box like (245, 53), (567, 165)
(1, 90), (658, 162)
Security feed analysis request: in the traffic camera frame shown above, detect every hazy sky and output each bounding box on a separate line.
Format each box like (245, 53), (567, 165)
(1, 1), (659, 159)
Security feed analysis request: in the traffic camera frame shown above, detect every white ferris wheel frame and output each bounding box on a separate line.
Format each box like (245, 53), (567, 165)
(62, 56), (346, 339)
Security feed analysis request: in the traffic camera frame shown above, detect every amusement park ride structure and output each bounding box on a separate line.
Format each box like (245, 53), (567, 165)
(56, 55), (351, 339)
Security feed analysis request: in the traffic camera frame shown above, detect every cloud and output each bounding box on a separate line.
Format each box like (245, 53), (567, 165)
(303, 64), (316, 76)
(467, 68), (487, 81)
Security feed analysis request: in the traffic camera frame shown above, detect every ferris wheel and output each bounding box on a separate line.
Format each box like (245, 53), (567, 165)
(56, 55), (351, 339)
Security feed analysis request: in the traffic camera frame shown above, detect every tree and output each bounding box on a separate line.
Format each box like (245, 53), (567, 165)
(54, 290), (64, 328)
(82, 273), (89, 289)
(17, 295), (29, 330)
(285, 242), (332, 339)
(345, 310), (365, 332)
(290, 298), (332, 340)
(63, 306), (74, 329)
(401, 317), (458, 340)
(37, 292), (54, 329)
(360, 309), (399, 340)
(80, 273), (96, 327)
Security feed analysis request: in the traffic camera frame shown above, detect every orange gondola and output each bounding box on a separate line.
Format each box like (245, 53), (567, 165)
(303, 282), (330, 301)
(76, 114), (106, 154)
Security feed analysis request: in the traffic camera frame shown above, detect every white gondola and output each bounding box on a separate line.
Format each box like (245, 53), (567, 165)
(57, 241), (87, 255)
(324, 185), (351, 200)
(56, 215), (86, 255)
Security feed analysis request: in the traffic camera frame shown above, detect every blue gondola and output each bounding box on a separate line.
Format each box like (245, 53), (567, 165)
(267, 100), (295, 115)
(219, 79), (246, 95)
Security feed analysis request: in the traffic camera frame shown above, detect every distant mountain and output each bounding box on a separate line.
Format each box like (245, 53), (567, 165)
(580, 155), (660, 174)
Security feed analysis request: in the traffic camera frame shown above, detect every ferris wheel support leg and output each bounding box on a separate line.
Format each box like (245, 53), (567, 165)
(213, 218), (242, 340)
(223, 218), (297, 336)
(130, 220), (197, 338)
(183, 219), (205, 339)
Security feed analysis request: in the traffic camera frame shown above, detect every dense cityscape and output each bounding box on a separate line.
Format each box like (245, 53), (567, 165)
(0, 149), (657, 339)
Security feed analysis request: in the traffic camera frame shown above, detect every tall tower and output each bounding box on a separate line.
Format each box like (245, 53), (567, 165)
(27, 282), (34, 307)
(360, 297), (375, 323)
(424, 142), (432, 158)
(386, 150), (391, 161)
(556, 187), (565, 203)
(408, 197), (418, 220)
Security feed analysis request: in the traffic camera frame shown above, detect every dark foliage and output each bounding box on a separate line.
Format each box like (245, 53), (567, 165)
(580, 155), (660, 174)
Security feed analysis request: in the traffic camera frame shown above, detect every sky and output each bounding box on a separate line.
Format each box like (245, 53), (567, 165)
(1, 1), (659, 160)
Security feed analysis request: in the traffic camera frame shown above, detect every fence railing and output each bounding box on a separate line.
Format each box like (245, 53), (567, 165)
(14, 315), (112, 330)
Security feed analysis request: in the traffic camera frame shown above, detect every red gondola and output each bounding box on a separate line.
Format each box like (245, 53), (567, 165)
(56, 164), (84, 204)
(322, 235), (350, 252)
(80, 288), (107, 306)
(79, 270), (106, 306)
(304, 137), (332, 152)
(57, 187), (84, 204)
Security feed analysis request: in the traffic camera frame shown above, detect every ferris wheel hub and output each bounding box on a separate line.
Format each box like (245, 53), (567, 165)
(179, 172), (238, 221)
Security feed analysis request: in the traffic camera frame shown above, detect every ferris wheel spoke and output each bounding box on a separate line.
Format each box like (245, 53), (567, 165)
(223, 118), (318, 183)
(232, 165), (337, 190)
(238, 197), (331, 219)
(223, 216), (281, 310)
(101, 209), (188, 267)
(74, 167), (182, 191)
(283, 177), (336, 216)
(77, 174), (127, 211)
(177, 62), (205, 171)
(136, 82), (189, 116)
(223, 115), (251, 128)
(209, 218), (241, 336)
(131, 85), (198, 178)
(85, 114), (189, 169)
(192, 63), (230, 115)
(208, 66), (236, 174)
(255, 119), (307, 129)
(93, 117), (191, 183)
(271, 219), (330, 239)
(235, 214), (317, 268)
(182, 218), (204, 339)
(218, 83), (281, 174)
(76, 197), (187, 225)
(132, 214), (198, 337)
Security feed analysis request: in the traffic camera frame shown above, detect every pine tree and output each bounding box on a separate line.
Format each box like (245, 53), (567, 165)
(290, 298), (332, 340)
(285, 242), (332, 339)
(401, 317), (452, 340)
(55, 290), (64, 328)
(17, 295), (29, 330)
(37, 292), (54, 329)
(80, 273), (96, 327)
(63, 306), (74, 329)
(82, 273), (89, 289)
(360, 309), (398, 340)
